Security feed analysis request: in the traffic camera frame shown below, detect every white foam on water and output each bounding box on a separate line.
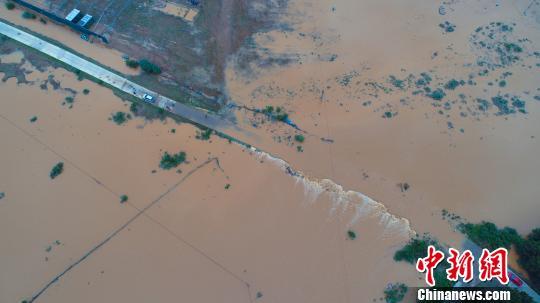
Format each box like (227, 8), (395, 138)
(256, 150), (415, 237)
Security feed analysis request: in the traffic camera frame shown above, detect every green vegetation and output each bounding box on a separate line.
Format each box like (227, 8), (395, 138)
(120, 195), (128, 203)
(347, 230), (357, 240)
(224, 184), (231, 190)
(82, 88), (90, 95)
(5, 2), (15, 10)
(459, 221), (539, 289)
(261, 105), (289, 122)
(515, 228), (540, 290)
(111, 111), (130, 125)
(65, 96), (74, 104)
(294, 134), (305, 143)
(384, 283), (407, 303)
(196, 128), (212, 140)
(125, 59), (139, 69)
(394, 235), (453, 287)
(22, 12), (36, 20)
(29, 116), (38, 123)
(458, 221), (519, 250)
(428, 88), (446, 101)
(499, 80), (507, 87)
(394, 235), (441, 263)
(139, 59), (161, 74)
(508, 288), (535, 302)
(160, 151), (186, 170)
(49, 162), (64, 179)
(444, 79), (460, 90)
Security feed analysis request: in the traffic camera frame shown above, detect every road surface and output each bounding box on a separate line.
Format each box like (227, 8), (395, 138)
(0, 20), (255, 141)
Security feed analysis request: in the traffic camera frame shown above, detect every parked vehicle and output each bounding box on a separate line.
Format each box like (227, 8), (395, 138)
(143, 94), (155, 103)
(509, 272), (523, 287)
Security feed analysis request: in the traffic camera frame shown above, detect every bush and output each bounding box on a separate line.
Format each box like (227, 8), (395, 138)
(394, 236), (438, 264)
(294, 134), (305, 143)
(30, 116), (38, 123)
(65, 96), (74, 104)
(22, 12), (36, 19)
(347, 230), (356, 240)
(384, 283), (407, 303)
(139, 59), (161, 74)
(120, 195), (128, 203)
(125, 59), (139, 69)
(428, 88), (446, 101)
(516, 228), (540, 290)
(160, 151), (186, 170)
(458, 221), (520, 250)
(82, 89), (90, 95)
(5, 2), (15, 10)
(507, 288), (534, 303)
(111, 112), (129, 125)
(196, 128), (212, 140)
(444, 79), (460, 90)
(49, 162), (64, 179)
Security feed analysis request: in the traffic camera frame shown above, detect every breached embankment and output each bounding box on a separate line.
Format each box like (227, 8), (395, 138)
(256, 150), (415, 237)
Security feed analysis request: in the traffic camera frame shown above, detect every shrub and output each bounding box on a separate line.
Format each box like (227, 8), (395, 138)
(196, 128), (212, 140)
(5, 2), (15, 10)
(65, 96), (74, 104)
(384, 283), (407, 303)
(30, 116), (38, 123)
(160, 151), (186, 170)
(224, 184), (231, 190)
(515, 228), (540, 290)
(49, 162), (64, 179)
(394, 236), (438, 263)
(458, 221), (520, 250)
(444, 79), (460, 90)
(294, 134), (305, 143)
(139, 59), (161, 74)
(22, 12), (36, 19)
(347, 230), (356, 240)
(125, 59), (139, 69)
(507, 288), (534, 303)
(111, 112), (129, 125)
(120, 195), (128, 203)
(262, 105), (274, 114)
(82, 89), (90, 95)
(428, 88), (446, 100)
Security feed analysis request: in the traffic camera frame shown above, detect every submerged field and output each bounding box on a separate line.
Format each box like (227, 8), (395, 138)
(1, 0), (540, 302)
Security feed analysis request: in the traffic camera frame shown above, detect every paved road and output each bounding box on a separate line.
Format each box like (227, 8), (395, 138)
(0, 20), (255, 141)
(455, 240), (540, 302)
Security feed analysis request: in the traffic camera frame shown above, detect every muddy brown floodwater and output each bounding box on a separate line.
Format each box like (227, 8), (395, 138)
(1, 0), (540, 302)
(0, 51), (418, 302)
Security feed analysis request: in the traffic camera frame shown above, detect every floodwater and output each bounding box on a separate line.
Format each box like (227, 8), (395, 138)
(225, 0), (540, 239)
(1, 0), (540, 302)
(0, 54), (417, 302)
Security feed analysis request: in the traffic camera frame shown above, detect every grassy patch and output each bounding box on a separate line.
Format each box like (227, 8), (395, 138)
(49, 162), (64, 179)
(160, 151), (187, 170)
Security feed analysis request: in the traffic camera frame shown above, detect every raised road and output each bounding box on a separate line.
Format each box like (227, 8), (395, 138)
(0, 20), (254, 141)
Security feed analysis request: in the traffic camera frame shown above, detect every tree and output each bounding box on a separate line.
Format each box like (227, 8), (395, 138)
(139, 59), (161, 74)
